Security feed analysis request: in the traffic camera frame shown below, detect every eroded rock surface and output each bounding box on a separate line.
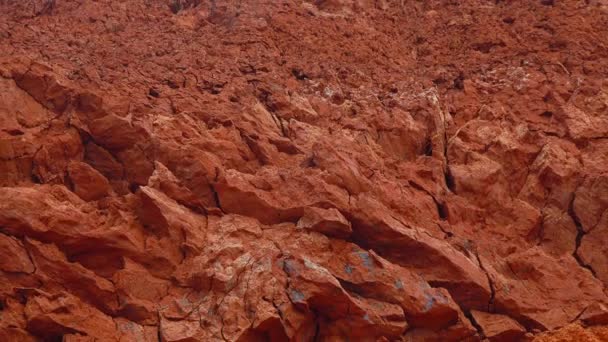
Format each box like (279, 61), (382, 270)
(0, 0), (607, 341)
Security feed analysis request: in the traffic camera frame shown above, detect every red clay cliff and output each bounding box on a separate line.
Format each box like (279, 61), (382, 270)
(0, 0), (607, 341)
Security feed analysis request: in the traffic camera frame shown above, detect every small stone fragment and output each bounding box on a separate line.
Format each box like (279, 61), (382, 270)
(580, 303), (608, 326)
(67, 161), (111, 201)
(297, 206), (352, 238)
(471, 310), (526, 342)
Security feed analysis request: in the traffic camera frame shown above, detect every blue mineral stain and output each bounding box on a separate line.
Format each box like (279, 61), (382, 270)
(363, 313), (372, 323)
(436, 292), (448, 304)
(344, 264), (354, 274)
(355, 251), (374, 269)
(419, 279), (431, 290)
(283, 259), (298, 275)
(423, 293), (435, 312)
(289, 289), (305, 302)
(395, 279), (404, 290)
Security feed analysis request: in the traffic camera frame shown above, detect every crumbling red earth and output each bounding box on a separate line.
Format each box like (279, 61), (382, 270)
(0, 0), (607, 341)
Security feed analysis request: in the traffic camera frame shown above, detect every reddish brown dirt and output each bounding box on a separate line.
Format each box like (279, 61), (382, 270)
(533, 324), (608, 342)
(1, 0), (608, 341)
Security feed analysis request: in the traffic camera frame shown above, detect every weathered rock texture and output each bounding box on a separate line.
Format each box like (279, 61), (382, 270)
(0, 0), (607, 341)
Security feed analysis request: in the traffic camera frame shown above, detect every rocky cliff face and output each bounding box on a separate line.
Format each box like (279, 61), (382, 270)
(1, 0), (607, 341)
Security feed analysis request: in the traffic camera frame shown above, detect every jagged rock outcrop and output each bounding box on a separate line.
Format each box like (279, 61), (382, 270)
(1, 0), (607, 341)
